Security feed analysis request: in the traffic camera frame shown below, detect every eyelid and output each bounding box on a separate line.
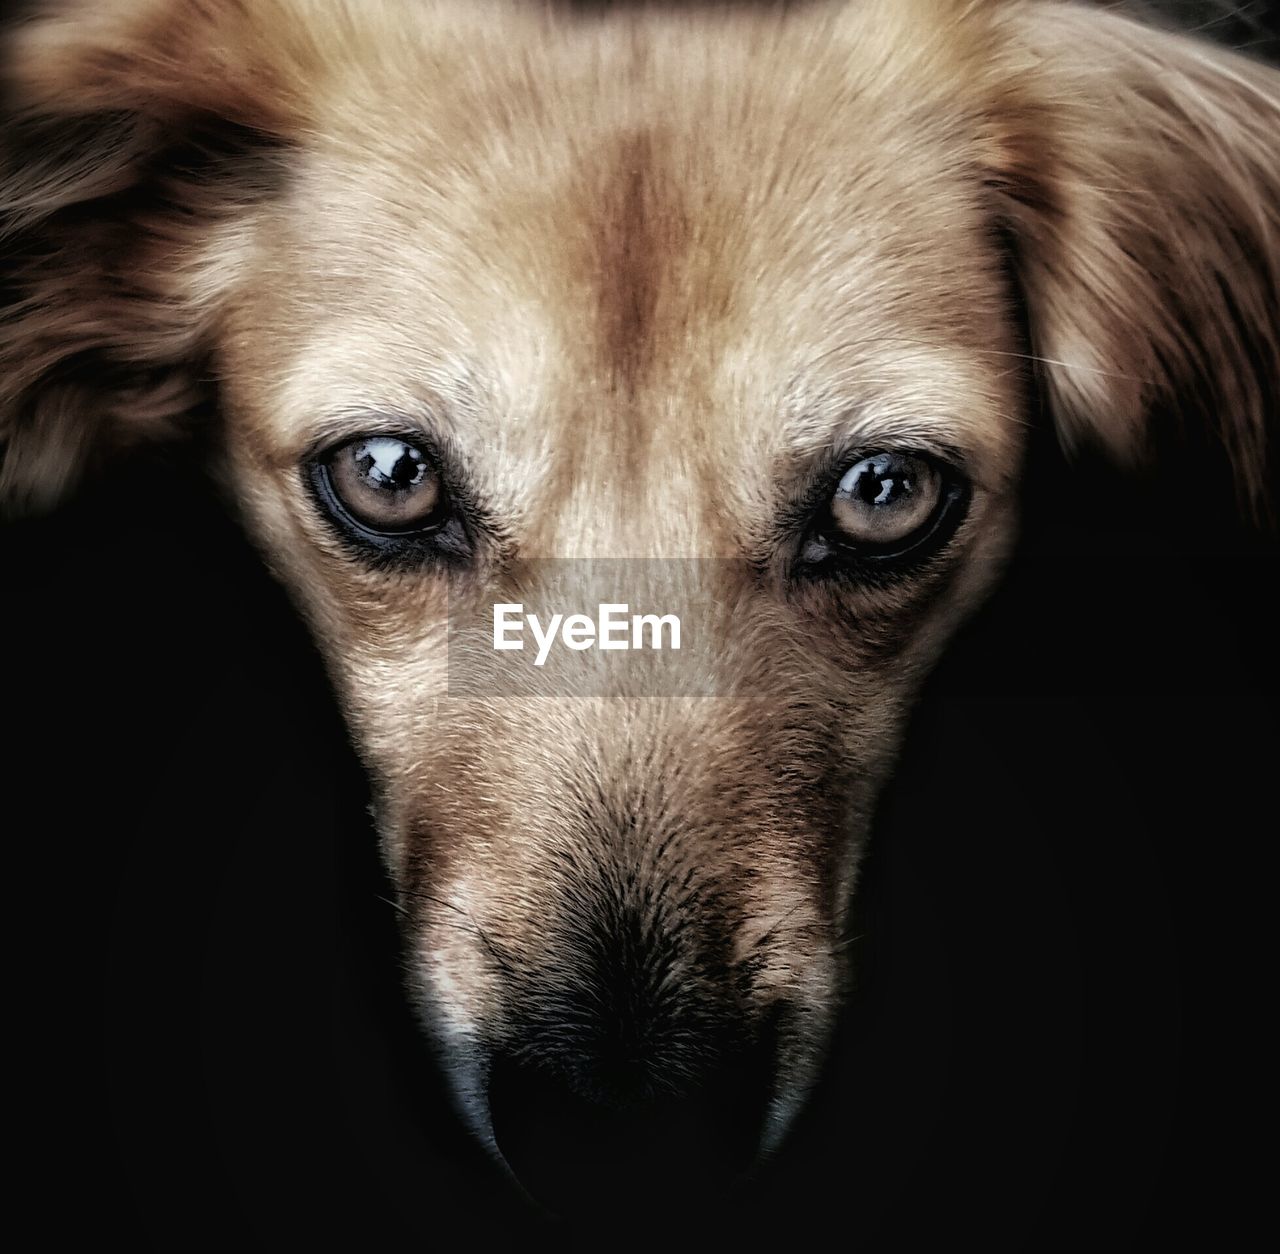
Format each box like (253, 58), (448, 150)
(782, 442), (964, 530)
(305, 423), (477, 516)
(298, 416), (446, 466)
(830, 440), (968, 481)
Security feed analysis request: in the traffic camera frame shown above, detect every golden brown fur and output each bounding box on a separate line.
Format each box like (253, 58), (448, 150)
(3, 0), (1276, 1192)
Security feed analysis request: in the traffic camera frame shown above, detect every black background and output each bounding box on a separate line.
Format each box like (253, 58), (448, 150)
(4, 2), (1278, 1249)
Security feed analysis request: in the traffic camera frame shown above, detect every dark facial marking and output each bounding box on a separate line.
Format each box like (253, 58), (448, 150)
(593, 129), (674, 394)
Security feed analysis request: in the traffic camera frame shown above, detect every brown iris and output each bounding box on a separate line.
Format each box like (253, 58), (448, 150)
(326, 436), (443, 532)
(828, 452), (942, 549)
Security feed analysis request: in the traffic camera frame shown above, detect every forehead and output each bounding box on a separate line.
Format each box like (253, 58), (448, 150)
(223, 6), (1022, 546)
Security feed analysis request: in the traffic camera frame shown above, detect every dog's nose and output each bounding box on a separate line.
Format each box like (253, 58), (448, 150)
(487, 1035), (774, 1217)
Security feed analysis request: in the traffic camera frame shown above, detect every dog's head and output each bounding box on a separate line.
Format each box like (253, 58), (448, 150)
(3, 0), (1275, 1214)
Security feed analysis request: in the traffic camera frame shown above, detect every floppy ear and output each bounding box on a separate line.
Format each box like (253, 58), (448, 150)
(0, 0), (330, 515)
(989, 2), (1280, 526)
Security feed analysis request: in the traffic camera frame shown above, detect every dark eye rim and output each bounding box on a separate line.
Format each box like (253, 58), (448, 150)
(796, 449), (972, 576)
(305, 431), (474, 563)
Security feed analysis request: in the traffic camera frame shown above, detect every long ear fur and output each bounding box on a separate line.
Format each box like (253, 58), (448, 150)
(0, 0), (331, 515)
(990, 1), (1280, 525)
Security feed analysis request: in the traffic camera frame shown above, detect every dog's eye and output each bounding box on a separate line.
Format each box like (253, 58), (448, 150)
(306, 433), (476, 566)
(800, 451), (969, 573)
(830, 453), (940, 546)
(320, 436), (444, 533)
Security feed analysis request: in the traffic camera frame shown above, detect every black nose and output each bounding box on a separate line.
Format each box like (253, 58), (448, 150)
(488, 1037), (775, 1218)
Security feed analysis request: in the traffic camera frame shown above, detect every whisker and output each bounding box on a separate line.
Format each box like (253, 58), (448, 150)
(376, 893), (408, 917)
(792, 334), (1149, 385)
(828, 932), (866, 955)
(401, 885), (524, 976)
(744, 900), (808, 955)
(973, 347), (1148, 383)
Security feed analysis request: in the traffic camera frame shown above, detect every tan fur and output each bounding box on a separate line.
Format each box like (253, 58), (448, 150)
(3, 0), (1276, 1162)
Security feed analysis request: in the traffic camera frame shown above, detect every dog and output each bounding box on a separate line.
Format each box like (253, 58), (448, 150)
(2, 0), (1276, 1218)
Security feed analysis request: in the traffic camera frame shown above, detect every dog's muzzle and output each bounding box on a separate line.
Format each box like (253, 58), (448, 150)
(486, 1011), (780, 1217)
(443, 891), (784, 1215)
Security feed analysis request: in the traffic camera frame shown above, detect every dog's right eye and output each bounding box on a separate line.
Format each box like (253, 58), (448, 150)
(307, 435), (471, 562)
(323, 436), (444, 531)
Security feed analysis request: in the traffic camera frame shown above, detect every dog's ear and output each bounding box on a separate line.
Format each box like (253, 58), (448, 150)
(988, 2), (1279, 526)
(7, 0), (323, 128)
(0, 0), (332, 515)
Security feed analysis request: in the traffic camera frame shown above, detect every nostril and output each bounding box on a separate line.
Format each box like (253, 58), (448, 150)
(487, 1036), (775, 1217)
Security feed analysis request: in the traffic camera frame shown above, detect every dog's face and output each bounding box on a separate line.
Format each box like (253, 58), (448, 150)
(214, 10), (1026, 1170)
(3, 0), (1276, 1212)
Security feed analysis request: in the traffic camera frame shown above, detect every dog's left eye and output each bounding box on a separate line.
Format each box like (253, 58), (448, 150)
(799, 451), (969, 572)
(829, 453), (947, 546)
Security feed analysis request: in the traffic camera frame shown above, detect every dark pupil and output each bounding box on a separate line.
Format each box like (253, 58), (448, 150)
(356, 442), (425, 491)
(852, 458), (912, 508)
